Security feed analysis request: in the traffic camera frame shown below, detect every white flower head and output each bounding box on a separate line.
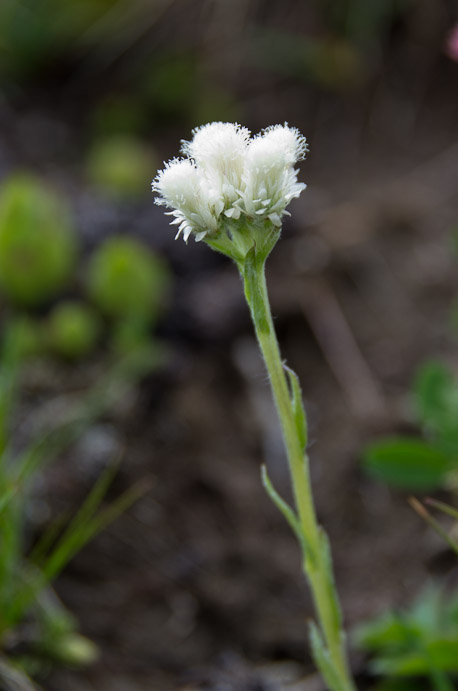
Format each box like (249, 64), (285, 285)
(152, 122), (307, 242)
(152, 158), (223, 242)
(240, 124), (307, 226)
(182, 122), (250, 211)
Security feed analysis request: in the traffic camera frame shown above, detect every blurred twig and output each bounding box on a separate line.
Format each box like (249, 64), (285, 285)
(301, 277), (388, 422)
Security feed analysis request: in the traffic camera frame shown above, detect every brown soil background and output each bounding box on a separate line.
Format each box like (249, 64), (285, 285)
(2, 1), (458, 688)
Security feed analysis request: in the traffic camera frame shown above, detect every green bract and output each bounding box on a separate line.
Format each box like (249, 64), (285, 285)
(47, 301), (101, 360)
(0, 175), (77, 307)
(86, 236), (170, 325)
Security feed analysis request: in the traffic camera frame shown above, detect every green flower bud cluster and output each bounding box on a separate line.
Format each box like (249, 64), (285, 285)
(0, 174), (171, 361)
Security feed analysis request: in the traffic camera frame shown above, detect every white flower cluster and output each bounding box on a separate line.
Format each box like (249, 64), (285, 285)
(152, 122), (307, 242)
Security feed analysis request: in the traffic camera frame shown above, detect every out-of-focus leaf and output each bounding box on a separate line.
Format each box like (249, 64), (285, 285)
(372, 638), (458, 676)
(363, 438), (451, 491)
(413, 361), (458, 457)
(413, 362), (452, 430)
(284, 365), (307, 453)
(309, 622), (345, 691)
(354, 613), (421, 652)
(356, 585), (458, 690)
(409, 586), (442, 633)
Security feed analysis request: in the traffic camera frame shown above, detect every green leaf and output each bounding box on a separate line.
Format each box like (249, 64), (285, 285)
(414, 361), (458, 457)
(414, 362), (453, 431)
(318, 528), (343, 635)
(9, 468), (150, 628)
(309, 621), (347, 691)
(427, 638), (458, 673)
(284, 365), (307, 452)
(261, 465), (304, 545)
(373, 638), (458, 676)
(363, 438), (451, 491)
(354, 612), (421, 653)
(409, 585), (442, 633)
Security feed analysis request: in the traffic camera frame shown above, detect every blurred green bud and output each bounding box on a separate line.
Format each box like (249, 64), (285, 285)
(51, 632), (99, 667)
(0, 174), (77, 307)
(47, 301), (101, 360)
(87, 236), (171, 325)
(87, 135), (156, 199)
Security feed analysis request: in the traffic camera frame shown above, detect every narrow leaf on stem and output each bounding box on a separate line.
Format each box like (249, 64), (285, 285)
(261, 465), (303, 545)
(284, 365), (308, 453)
(309, 621), (348, 691)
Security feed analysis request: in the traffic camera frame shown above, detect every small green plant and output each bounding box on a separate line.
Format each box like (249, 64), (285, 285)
(86, 235), (170, 329)
(0, 174), (77, 307)
(46, 300), (101, 360)
(364, 361), (458, 492)
(355, 585), (458, 691)
(87, 135), (156, 199)
(0, 322), (150, 679)
(153, 122), (356, 691)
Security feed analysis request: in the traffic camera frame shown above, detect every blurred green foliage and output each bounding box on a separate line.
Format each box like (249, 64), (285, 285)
(252, 31), (364, 89)
(0, 168), (172, 363)
(363, 362), (458, 492)
(87, 135), (156, 199)
(356, 586), (458, 690)
(0, 0), (147, 81)
(0, 175), (77, 308)
(7, 315), (43, 360)
(0, 322), (152, 678)
(46, 301), (101, 360)
(86, 235), (171, 327)
(364, 437), (451, 492)
(17, 590), (99, 675)
(111, 319), (149, 357)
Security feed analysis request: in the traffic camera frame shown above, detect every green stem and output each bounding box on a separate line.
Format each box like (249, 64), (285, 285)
(243, 254), (355, 691)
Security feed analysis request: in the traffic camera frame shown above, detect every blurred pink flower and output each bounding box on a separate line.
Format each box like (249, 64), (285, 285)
(445, 23), (458, 61)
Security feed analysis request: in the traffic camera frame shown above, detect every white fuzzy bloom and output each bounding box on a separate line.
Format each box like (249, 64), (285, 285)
(152, 122), (307, 241)
(182, 122), (250, 216)
(152, 158), (223, 242)
(239, 125), (307, 226)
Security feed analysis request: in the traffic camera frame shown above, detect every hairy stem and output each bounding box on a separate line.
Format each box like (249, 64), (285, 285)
(243, 254), (355, 691)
